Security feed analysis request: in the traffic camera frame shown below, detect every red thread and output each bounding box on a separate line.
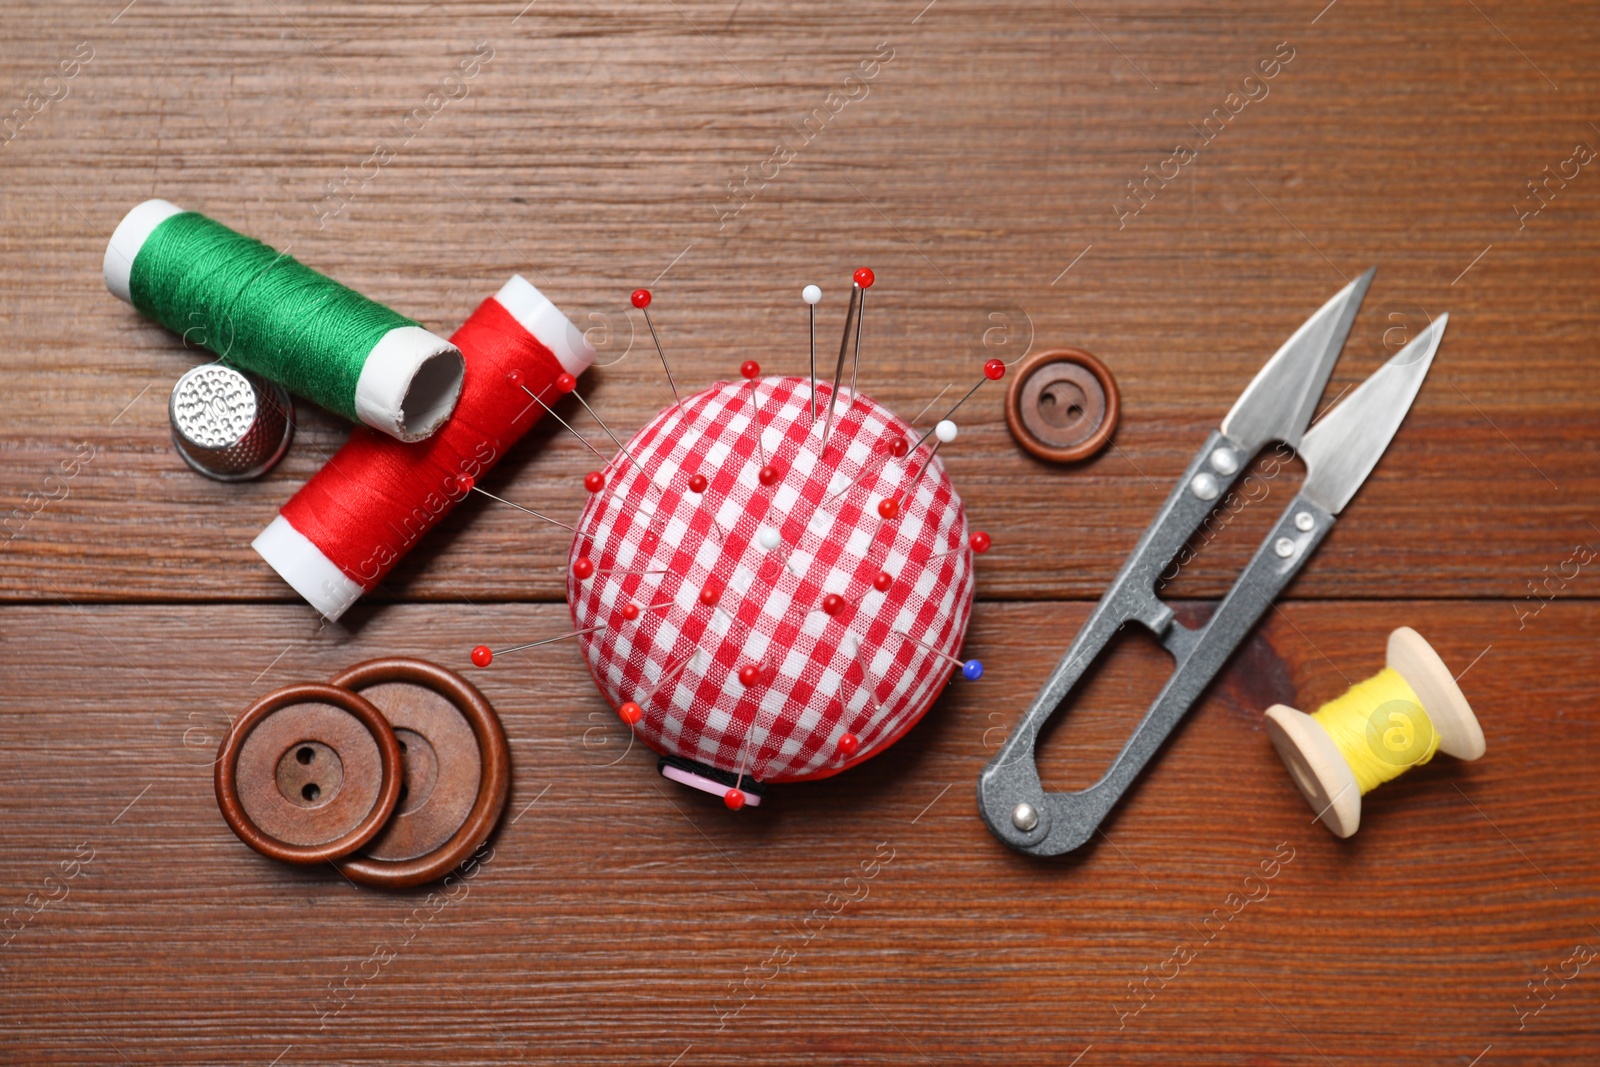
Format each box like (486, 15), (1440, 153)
(278, 295), (566, 591)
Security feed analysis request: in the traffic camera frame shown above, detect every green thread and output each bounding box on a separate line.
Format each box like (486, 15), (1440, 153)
(128, 212), (418, 422)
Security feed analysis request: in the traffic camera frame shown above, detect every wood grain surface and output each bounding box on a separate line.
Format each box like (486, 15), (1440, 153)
(2, 0), (1596, 1063)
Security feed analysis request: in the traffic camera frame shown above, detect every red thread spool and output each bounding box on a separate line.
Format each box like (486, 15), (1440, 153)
(254, 276), (595, 619)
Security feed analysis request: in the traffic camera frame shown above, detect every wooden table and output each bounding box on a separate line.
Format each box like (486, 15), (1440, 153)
(2, 1), (1596, 1063)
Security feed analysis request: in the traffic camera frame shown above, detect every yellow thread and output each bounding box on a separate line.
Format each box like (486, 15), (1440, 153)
(1310, 668), (1440, 794)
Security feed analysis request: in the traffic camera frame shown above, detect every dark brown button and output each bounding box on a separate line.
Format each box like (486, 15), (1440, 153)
(1005, 347), (1121, 463)
(215, 683), (403, 865)
(328, 658), (510, 889)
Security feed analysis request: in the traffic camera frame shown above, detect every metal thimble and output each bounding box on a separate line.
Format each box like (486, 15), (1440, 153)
(169, 364), (294, 481)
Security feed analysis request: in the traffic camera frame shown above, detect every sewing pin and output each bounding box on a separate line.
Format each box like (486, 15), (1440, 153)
(553, 372), (642, 469)
(618, 649), (701, 726)
(756, 525), (798, 576)
(847, 267), (872, 402)
(452, 474), (579, 533)
(803, 284), (822, 423)
(508, 372), (611, 466)
(927, 530), (992, 559)
(821, 267), (872, 451)
(823, 434), (909, 506)
(632, 288), (686, 419)
(887, 626), (983, 679)
(904, 419), (958, 499)
(911, 358), (1005, 454)
(740, 360), (779, 485)
(471, 622), (609, 666)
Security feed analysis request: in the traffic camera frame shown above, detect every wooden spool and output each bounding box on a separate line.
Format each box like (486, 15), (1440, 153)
(1264, 627), (1486, 838)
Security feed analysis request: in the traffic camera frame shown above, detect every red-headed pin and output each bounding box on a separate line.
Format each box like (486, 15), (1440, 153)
(913, 359), (1004, 454)
(511, 379), (611, 466)
(632, 287), (685, 418)
(464, 482), (578, 533)
(822, 267), (872, 450)
(560, 374), (641, 470)
(930, 530), (992, 561)
(472, 623), (608, 663)
(739, 361), (779, 483)
(824, 438), (902, 506)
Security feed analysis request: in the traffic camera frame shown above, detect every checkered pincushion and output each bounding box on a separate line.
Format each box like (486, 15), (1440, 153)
(568, 375), (975, 782)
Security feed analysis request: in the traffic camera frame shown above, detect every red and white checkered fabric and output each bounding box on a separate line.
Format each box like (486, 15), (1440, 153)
(568, 376), (975, 782)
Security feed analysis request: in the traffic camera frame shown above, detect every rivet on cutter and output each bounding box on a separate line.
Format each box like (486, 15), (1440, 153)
(979, 268), (1448, 856)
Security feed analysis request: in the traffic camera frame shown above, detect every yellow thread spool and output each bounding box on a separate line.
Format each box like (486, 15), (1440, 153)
(1264, 627), (1486, 838)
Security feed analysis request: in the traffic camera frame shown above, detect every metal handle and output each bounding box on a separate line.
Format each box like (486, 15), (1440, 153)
(977, 442), (1334, 855)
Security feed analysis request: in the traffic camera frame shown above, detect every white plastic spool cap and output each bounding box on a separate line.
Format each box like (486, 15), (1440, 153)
(251, 516), (366, 622)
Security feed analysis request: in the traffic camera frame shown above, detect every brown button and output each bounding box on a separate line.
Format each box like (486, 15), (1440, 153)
(215, 683), (403, 865)
(1005, 347), (1121, 463)
(328, 658), (510, 889)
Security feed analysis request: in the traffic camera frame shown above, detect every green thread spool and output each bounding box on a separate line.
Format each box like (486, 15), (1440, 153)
(1264, 627), (1487, 838)
(104, 200), (463, 442)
